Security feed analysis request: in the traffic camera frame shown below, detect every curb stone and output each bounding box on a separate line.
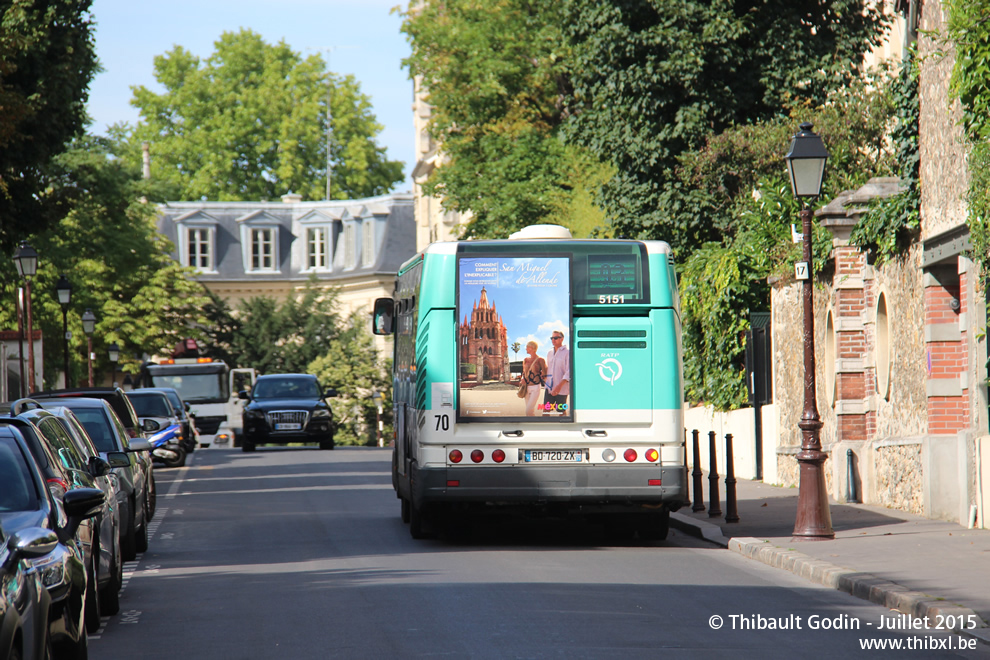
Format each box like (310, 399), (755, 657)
(670, 513), (990, 647)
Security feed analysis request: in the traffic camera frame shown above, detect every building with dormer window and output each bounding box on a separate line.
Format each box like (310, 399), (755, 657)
(156, 192), (414, 319)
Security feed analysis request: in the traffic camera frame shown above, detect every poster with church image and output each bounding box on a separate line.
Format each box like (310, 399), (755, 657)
(457, 255), (572, 422)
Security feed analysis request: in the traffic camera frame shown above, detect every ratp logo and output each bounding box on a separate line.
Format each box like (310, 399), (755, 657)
(596, 358), (623, 385)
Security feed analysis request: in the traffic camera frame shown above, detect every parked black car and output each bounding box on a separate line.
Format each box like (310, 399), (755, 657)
(0, 423), (104, 659)
(31, 388), (157, 520)
(33, 398), (151, 561)
(239, 374), (336, 452)
(0, 521), (54, 660)
(43, 404), (124, 616)
(0, 400), (123, 631)
(131, 387), (197, 452)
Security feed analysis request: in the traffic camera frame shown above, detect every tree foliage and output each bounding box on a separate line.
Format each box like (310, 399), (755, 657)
(309, 317), (393, 446)
(212, 281), (345, 375)
(0, 0), (99, 251)
(850, 53), (920, 263)
(124, 29), (403, 202)
(944, 1), (990, 284)
(202, 283), (391, 446)
(563, 0), (890, 248)
(401, 0), (609, 238)
(0, 134), (210, 387)
(676, 76), (897, 410)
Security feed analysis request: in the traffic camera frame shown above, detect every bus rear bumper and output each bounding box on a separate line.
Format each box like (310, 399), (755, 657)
(412, 464), (687, 511)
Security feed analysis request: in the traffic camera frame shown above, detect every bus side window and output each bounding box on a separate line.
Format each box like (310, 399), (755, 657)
(373, 298), (395, 335)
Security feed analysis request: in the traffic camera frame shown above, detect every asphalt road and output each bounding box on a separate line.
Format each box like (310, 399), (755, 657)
(90, 447), (983, 659)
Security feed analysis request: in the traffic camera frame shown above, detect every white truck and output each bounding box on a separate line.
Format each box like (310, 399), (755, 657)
(141, 357), (256, 448)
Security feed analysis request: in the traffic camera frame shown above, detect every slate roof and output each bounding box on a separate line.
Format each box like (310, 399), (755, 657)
(156, 192), (415, 282)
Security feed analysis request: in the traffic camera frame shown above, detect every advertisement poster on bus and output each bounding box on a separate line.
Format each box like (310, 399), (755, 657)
(457, 255), (572, 422)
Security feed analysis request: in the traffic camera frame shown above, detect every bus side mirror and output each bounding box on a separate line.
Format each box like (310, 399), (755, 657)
(372, 298), (394, 336)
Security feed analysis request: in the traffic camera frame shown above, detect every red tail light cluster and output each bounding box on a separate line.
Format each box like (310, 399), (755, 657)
(623, 448), (638, 462)
(448, 448), (510, 464)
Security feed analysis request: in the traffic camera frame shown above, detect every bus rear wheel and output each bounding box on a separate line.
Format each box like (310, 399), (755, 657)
(637, 509), (670, 541)
(409, 503), (436, 539)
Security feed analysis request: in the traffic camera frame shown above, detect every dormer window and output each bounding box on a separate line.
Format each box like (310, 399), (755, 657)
(186, 227), (214, 270)
(250, 227), (276, 271)
(308, 227), (330, 270)
(362, 220), (376, 267)
(344, 223), (358, 269)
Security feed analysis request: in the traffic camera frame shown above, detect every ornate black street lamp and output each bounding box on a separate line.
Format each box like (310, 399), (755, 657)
(56, 275), (72, 387)
(108, 342), (120, 387)
(82, 309), (96, 387)
(13, 242), (39, 393)
(784, 122), (834, 540)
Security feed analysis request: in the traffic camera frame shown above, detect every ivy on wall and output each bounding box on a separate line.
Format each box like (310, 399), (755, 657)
(850, 52), (920, 263)
(944, 1), (990, 283)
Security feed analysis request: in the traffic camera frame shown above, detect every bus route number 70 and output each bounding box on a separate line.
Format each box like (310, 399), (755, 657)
(434, 414), (450, 432)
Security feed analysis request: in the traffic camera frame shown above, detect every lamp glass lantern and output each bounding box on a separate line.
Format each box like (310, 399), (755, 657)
(56, 274), (72, 306)
(372, 390), (383, 408)
(81, 309), (96, 335)
(13, 241), (39, 279)
(784, 122), (829, 199)
(108, 343), (120, 363)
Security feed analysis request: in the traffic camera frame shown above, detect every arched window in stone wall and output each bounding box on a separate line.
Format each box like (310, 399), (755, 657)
(876, 292), (891, 401)
(825, 309), (836, 407)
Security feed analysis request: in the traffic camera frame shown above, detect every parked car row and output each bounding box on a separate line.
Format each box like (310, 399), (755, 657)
(0, 385), (195, 660)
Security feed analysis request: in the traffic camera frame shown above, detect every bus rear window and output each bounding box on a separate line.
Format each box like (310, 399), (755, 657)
(458, 241), (650, 305)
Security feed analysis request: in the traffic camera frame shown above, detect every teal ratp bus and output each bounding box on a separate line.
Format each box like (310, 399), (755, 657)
(373, 225), (687, 539)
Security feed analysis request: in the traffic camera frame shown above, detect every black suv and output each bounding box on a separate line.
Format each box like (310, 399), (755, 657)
(239, 374), (336, 452)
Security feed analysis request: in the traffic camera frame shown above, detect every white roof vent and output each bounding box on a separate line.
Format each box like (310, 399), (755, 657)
(508, 224), (572, 240)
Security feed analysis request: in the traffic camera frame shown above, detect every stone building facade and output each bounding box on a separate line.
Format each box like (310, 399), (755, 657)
(769, 0), (989, 528)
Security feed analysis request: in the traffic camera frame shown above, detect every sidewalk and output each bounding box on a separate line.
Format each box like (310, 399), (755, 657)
(671, 474), (990, 647)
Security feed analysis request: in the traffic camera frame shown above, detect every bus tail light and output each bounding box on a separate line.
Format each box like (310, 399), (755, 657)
(447, 480), (460, 487)
(623, 449), (638, 463)
(492, 449), (506, 463)
(648, 479), (662, 486)
(449, 449), (463, 463)
(602, 449), (616, 462)
(470, 449), (484, 463)
(645, 448), (659, 462)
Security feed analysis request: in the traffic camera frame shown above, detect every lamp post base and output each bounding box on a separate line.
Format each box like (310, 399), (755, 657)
(792, 447), (834, 539)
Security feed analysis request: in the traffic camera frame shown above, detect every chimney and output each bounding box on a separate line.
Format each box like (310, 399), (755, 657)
(281, 192), (303, 204)
(142, 142), (151, 179)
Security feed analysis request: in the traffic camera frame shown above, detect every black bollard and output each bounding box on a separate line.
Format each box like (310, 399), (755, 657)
(691, 430), (705, 512)
(708, 431), (722, 518)
(724, 433), (739, 523)
(846, 448), (859, 503)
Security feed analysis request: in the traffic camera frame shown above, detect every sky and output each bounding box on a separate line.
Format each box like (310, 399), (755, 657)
(85, 0), (415, 191)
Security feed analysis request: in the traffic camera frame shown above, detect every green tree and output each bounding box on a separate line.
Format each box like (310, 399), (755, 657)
(562, 0), (890, 248)
(401, 0), (609, 238)
(226, 281), (344, 375)
(308, 316), (392, 446)
(124, 29), (403, 202)
(0, 134), (211, 387)
(675, 75), (897, 409)
(0, 0), (99, 251)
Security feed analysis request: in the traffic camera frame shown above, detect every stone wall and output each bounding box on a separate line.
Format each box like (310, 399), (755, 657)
(872, 245), (929, 437)
(874, 440), (925, 514)
(918, 0), (969, 240)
